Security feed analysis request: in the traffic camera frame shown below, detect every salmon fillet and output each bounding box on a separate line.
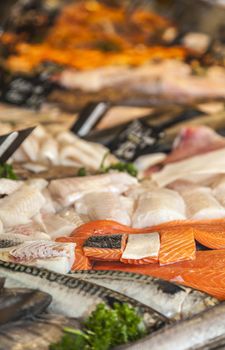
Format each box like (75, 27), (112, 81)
(159, 228), (196, 265)
(194, 227), (225, 249)
(94, 250), (225, 299)
(83, 234), (127, 261)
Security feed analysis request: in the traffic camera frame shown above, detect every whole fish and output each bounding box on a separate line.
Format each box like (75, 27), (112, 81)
(116, 302), (225, 350)
(0, 288), (52, 325)
(0, 314), (80, 350)
(71, 270), (218, 320)
(0, 261), (168, 333)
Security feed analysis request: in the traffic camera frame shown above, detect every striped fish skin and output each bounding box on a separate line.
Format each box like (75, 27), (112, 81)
(0, 261), (168, 333)
(71, 270), (219, 320)
(116, 302), (225, 350)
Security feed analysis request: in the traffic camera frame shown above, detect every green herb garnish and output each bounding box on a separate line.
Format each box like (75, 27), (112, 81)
(77, 167), (87, 177)
(0, 164), (18, 180)
(100, 152), (138, 177)
(49, 303), (146, 350)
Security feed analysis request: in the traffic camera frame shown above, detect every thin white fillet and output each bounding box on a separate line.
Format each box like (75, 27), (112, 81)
(59, 208), (84, 228)
(180, 186), (225, 220)
(132, 188), (186, 228)
(0, 185), (46, 227)
(41, 188), (56, 214)
(49, 173), (137, 206)
(152, 148), (225, 187)
(39, 137), (59, 165)
(0, 179), (23, 195)
(75, 192), (131, 226)
(122, 233), (160, 260)
(40, 213), (76, 239)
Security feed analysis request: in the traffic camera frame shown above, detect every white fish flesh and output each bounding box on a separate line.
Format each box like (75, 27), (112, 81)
(40, 213), (76, 239)
(179, 186), (225, 220)
(22, 162), (48, 174)
(75, 192), (131, 226)
(39, 137), (59, 165)
(132, 188), (186, 228)
(41, 188), (56, 214)
(0, 185), (46, 227)
(152, 148), (225, 187)
(49, 173), (137, 206)
(5, 224), (50, 240)
(26, 178), (48, 191)
(0, 179), (23, 196)
(212, 176), (225, 207)
(121, 233), (160, 262)
(0, 241), (75, 274)
(59, 208), (84, 228)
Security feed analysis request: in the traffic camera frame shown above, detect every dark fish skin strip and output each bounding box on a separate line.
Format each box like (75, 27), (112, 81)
(115, 302), (225, 350)
(0, 261), (169, 332)
(0, 288), (52, 325)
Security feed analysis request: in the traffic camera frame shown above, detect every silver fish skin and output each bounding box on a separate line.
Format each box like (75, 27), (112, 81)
(0, 261), (168, 332)
(72, 270), (218, 321)
(116, 302), (225, 350)
(0, 314), (80, 350)
(0, 288), (52, 325)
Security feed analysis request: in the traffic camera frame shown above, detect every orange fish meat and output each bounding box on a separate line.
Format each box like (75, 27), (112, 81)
(83, 234), (127, 261)
(194, 226), (225, 249)
(159, 227), (196, 265)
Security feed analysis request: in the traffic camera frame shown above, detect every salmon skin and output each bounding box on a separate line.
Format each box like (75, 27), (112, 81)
(83, 234), (127, 261)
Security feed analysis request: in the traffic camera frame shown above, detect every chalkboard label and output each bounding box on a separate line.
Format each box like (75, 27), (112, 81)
(0, 72), (54, 109)
(108, 119), (162, 162)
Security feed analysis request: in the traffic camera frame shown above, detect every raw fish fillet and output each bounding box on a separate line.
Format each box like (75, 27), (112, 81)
(152, 148), (225, 187)
(0, 185), (45, 227)
(0, 179), (23, 195)
(212, 176), (225, 207)
(5, 223), (50, 240)
(49, 173), (137, 206)
(41, 189), (56, 214)
(39, 137), (59, 165)
(194, 226), (225, 249)
(0, 240), (75, 273)
(94, 250), (225, 299)
(132, 188), (186, 228)
(179, 187), (225, 220)
(56, 236), (92, 271)
(165, 126), (225, 164)
(75, 192), (131, 226)
(83, 234), (127, 261)
(59, 208), (84, 228)
(159, 228), (196, 265)
(121, 233), (160, 264)
(40, 213), (76, 239)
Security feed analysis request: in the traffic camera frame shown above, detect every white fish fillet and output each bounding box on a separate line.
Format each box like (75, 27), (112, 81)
(0, 240), (75, 274)
(49, 173), (137, 206)
(75, 192), (131, 226)
(21, 136), (39, 162)
(41, 188), (56, 214)
(152, 148), (225, 187)
(0, 185), (46, 227)
(40, 213), (76, 239)
(0, 179), (23, 195)
(122, 233), (160, 260)
(212, 176), (225, 207)
(22, 162), (48, 174)
(59, 208), (84, 228)
(26, 178), (48, 191)
(5, 222), (50, 240)
(132, 188), (186, 228)
(39, 137), (59, 165)
(180, 186), (225, 220)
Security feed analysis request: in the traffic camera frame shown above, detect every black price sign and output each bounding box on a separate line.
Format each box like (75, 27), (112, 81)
(0, 72), (54, 109)
(108, 120), (162, 162)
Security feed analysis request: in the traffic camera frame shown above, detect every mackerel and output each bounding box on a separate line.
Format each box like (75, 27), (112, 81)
(71, 270), (219, 320)
(116, 302), (225, 350)
(0, 260), (168, 333)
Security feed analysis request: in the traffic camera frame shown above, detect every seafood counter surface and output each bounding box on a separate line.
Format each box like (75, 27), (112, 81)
(1, 124), (225, 302)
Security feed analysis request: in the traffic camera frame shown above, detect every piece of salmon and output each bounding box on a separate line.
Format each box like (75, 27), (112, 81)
(56, 236), (92, 270)
(121, 233), (160, 264)
(194, 227), (225, 249)
(83, 234), (127, 261)
(159, 228), (196, 265)
(94, 250), (225, 299)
